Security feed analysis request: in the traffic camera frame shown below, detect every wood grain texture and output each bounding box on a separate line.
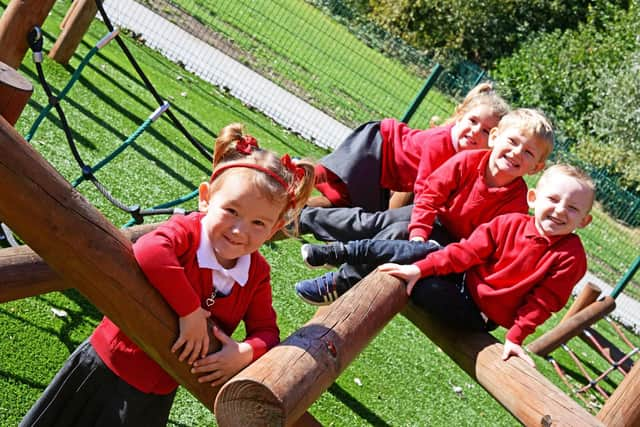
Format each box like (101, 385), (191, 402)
(49, 0), (98, 64)
(0, 223), (159, 302)
(0, 61), (33, 125)
(598, 362), (640, 426)
(215, 271), (408, 426)
(402, 302), (603, 426)
(0, 0), (57, 68)
(528, 297), (616, 356)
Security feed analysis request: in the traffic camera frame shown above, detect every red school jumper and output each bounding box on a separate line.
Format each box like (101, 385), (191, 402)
(379, 119), (456, 193)
(408, 149), (529, 241)
(316, 120), (456, 205)
(414, 213), (587, 344)
(90, 212), (279, 394)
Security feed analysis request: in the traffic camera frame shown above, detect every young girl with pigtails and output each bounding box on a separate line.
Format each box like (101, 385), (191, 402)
(20, 123), (315, 427)
(310, 82), (510, 212)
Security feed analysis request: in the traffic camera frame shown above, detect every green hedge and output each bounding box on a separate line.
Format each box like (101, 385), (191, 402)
(493, 3), (640, 223)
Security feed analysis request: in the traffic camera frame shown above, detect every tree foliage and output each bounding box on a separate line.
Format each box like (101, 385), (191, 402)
(493, 3), (640, 192)
(365, 0), (628, 67)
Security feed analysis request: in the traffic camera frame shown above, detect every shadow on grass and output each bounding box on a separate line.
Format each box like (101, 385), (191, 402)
(556, 357), (619, 392)
(328, 383), (391, 427)
(0, 368), (48, 390)
(84, 25), (325, 157)
(20, 67), (210, 192)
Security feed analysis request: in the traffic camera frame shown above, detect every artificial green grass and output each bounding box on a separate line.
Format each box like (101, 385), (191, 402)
(139, 0), (456, 129)
(1, 1), (639, 426)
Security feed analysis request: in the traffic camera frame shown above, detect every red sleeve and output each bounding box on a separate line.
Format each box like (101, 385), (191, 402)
(413, 219), (499, 277)
(412, 126), (455, 197)
(409, 155), (463, 240)
(133, 216), (201, 317)
(506, 237), (588, 344)
(242, 256), (280, 361)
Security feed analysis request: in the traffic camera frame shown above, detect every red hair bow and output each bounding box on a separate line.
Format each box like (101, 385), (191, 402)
(281, 154), (305, 181)
(236, 135), (258, 154)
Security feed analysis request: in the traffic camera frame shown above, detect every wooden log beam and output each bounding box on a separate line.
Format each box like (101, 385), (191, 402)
(214, 271), (409, 426)
(0, 223), (158, 303)
(531, 283), (631, 370)
(215, 271), (601, 426)
(562, 282), (602, 322)
(0, 0), (57, 68)
(0, 115), (221, 411)
(49, 0), (98, 64)
(527, 297), (616, 357)
(401, 301), (603, 426)
(0, 61), (33, 125)
(597, 362), (640, 426)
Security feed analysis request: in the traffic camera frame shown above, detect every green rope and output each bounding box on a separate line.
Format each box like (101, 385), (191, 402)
(72, 102), (170, 187)
(26, 30), (119, 142)
(122, 188), (198, 228)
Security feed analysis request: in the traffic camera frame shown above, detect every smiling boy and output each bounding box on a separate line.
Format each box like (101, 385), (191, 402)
(377, 164), (595, 366)
(298, 165), (594, 366)
(408, 108), (553, 242)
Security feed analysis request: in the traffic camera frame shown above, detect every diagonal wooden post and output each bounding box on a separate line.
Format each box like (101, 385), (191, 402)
(214, 270), (408, 426)
(0, 223), (158, 303)
(402, 301), (603, 426)
(0, 0), (57, 68)
(49, 0), (98, 64)
(597, 361), (640, 426)
(215, 271), (603, 426)
(527, 296), (616, 357)
(0, 115), (221, 411)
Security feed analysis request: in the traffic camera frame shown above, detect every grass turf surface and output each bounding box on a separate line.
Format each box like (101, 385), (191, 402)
(1, 1), (639, 426)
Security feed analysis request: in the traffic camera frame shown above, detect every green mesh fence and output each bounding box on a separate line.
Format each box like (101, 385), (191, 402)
(102, 0), (639, 321)
(114, 0), (467, 133)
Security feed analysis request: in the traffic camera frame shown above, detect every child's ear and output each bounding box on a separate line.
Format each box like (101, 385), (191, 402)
(198, 182), (210, 212)
(487, 127), (499, 148)
(577, 213), (593, 229)
(526, 188), (537, 209)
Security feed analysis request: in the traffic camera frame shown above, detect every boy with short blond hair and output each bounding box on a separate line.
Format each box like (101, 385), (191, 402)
(409, 107), (554, 242)
(379, 164), (594, 365)
(295, 108), (554, 305)
(302, 164), (595, 366)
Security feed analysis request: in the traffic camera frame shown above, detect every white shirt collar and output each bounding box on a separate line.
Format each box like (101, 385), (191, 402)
(196, 220), (250, 295)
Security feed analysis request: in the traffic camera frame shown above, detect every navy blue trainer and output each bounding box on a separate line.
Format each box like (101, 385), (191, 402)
(295, 272), (348, 305)
(300, 243), (347, 269)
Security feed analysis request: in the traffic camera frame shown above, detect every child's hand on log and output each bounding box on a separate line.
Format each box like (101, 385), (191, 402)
(502, 338), (535, 368)
(191, 325), (253, 387)
(172, 307), (211, 365)
(377, 263), (421, 295)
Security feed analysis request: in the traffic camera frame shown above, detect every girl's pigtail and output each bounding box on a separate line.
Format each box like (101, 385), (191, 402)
(282, 159), (315, 236)
(446, 81), (510, 125)
(213, 123), (245, 167)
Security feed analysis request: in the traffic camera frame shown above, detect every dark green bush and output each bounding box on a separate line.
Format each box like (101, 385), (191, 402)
(365, 0), (629, 67)
(493, 4), (639, 192)
(493, 3), (639, 223)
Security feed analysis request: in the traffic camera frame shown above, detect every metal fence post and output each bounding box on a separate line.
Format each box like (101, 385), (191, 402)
(400, 63), (443, 124)
(610, 255), (640, 299)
